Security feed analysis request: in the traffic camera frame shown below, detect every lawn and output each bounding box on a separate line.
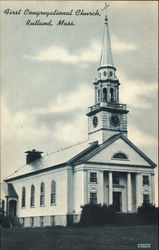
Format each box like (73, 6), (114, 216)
(1, 225), (158, 250)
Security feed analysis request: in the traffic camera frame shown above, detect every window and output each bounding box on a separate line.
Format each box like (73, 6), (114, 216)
(40, 216), (44, 227)
(110, 88), (114, 102)
(143, 176), (149, 186)
(30, 217), (34, 227)
(103, 88), (107, 102)
(30, 185), (35, 207)
(51, 216), (56, 226)
(109, 71), (113, 77)
(21, 217), (25, 227)
(51, 181), (56, 205)
(98, 89), (101, 102)
(143, 194), (149, 204)
(90, 172), (97, 183)
(22, 187), (26, 208)
(112, 152), (128, 160)
(103, 71), (107, 77)
(113, 173), (119, 185)
(40, 183), (45, 206)
(90, 192), (97, 204)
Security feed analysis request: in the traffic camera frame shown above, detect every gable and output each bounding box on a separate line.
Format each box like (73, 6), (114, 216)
(87, 137), (154, 167)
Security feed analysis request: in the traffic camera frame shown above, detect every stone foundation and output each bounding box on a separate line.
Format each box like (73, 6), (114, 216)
(19, 213), (82, 227)
(19, 214), (67, 227)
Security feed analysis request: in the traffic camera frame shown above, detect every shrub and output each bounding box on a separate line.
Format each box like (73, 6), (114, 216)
(80, 204), (115, 226)
(137, 203), (158, 225)
(0, 215), (11, 227)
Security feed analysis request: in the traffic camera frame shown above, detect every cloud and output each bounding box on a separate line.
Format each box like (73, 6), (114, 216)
(1, 89), (88, 179)
(24, 41), (100, 64)
(1, 98), (50, 144)
(128, 125), (158, 149)
(25, 46), (78, 63)
(1, 83), (92, 158)
(118, 71), (157, 109)
(24, 37), (137, 64)
(112, 35), (137, 52)
(32, 83), (93, 115)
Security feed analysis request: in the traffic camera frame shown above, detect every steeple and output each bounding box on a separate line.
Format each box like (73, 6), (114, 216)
(87, 3), (129, 144)
(99, 4), (114, 68)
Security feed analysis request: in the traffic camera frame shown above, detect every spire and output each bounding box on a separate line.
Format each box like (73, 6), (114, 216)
(99, 3), (114, 68)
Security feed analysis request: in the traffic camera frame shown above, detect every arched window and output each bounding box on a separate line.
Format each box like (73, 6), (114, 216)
(112, 152), (128, 160)
(30, 185), (35, 207)
(22, 187), (26, 208)
(103, 71), (107, 77)
(51, 180), (56, 205)
(98, 89), (101, 102)
(109, 71), (113, 77)
(40, 183), (45, 206)
(103, 88), (107, 102)
(110, 88), (114, 102)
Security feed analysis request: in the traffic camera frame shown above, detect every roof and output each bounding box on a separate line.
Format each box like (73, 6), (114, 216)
(4, 140), (98, 182)
(7, 184), (18, 197)
(99, 17), (114, 68)
(4, 134), (156, 182)
(1, 183), (18, 198)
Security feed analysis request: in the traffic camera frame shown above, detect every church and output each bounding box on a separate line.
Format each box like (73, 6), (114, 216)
(2, 6), (156, 227)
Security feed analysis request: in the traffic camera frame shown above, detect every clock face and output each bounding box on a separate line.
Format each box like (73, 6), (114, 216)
(93, 116), (98, 128)
(110, 114), (120, 127)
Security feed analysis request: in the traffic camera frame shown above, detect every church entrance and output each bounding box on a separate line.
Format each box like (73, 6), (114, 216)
(9, 200), (17, 217)
(113, 192), (122, 212)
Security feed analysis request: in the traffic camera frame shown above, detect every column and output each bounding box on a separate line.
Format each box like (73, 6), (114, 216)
(95, 86), (98, 104)
(99, 171), (104, 205)
(136, 173), (142, 210)
(108, 172), (113, 205)
(6, 197), (9, 217)
(83, 170), (88, 205)
(151, 173), (155, 205)
(127, 172), (132, 212)
(117, 87), (119, 102)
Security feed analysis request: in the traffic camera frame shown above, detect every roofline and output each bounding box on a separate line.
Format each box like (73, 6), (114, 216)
(67, 141), (98, 164)
(4, 163), (67, 182)
(72, 133), (121, 163)
(120, 134), (157, 168)
(4, 135), (156, 182)
(4, 141), (97, 182)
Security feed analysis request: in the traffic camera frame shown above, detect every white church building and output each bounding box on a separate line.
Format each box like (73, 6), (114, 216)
(2, 8), (156, 227)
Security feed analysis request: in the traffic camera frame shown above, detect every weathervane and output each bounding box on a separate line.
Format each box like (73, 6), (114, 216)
(101, 2), (110, 19)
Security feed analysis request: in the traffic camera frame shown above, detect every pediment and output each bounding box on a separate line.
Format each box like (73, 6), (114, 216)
(86, 135), (156, 168)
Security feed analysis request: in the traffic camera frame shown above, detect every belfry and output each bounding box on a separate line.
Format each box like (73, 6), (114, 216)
(87, 4), (128, 143)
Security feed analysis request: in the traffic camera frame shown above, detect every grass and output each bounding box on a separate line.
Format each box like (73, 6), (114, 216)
(1, 225), (158, 250)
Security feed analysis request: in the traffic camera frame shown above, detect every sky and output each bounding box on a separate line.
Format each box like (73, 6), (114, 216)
(1, 1), (158, 203)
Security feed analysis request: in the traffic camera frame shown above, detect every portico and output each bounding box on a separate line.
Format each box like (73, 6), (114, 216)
(103, 170), (134, 212)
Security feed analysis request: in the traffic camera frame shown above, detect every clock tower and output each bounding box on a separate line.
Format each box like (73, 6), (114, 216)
(87, 7), (129, 144)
